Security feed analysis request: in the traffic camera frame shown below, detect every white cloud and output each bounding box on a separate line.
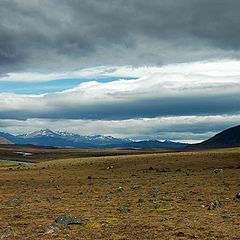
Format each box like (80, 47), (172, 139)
(2, 59), (240, 82)
(0, 60), (240, 119)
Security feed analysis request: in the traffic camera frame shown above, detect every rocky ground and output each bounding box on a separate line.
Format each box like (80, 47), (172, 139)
(0, 148), (239, 239)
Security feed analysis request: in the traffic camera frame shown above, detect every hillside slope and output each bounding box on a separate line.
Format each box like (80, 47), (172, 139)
(195, 125), (240, 149)
(0, 136), (12, 145)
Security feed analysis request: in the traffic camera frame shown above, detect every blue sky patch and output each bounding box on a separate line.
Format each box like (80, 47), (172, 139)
(0, 77), (136, 94)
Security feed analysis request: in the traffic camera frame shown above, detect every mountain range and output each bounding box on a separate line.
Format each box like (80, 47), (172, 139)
(0, 129), (187, 149)
(0, 125), (239, 149)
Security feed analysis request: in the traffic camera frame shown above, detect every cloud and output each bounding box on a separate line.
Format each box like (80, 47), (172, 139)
(0, 114), (239, 143)
(2, 59), (240, 82)
(0, 61), (240, 120)
(1, 0), (240, 73)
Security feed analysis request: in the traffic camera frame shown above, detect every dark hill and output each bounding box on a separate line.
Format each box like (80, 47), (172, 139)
(114, 140), (188, 149)
(194, 125), (240, 149)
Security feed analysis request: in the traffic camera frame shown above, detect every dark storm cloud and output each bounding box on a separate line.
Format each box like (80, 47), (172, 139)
(0, 91), (239, 121)
(1, 0), (240, 73)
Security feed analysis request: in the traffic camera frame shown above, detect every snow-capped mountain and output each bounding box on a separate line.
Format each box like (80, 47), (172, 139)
(13, 129), (133, 148)
(0, 129), (188, 149)
(20, 129), (60, 138)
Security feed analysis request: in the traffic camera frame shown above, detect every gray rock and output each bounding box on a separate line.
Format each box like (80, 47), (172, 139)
(222, 214), (232, 223)
(44, 225), (62, 234)
(5, 198), (23, 207)
(159, 195), (172, 201)
(0, 226), (14, 239)
(55, 215), (86, 225)
(213, 169), (224, 174)
(131, 185), (141, 190)
(117, 207), (131, 213)
(149, 187), (159, 198)
(176, 193), (187, 201)
(137, 198), (144, 203)
(223, 181), (230, 188)
(235, 192), (240, 202)
(107, 165), (114, 170)
(176, 232), (185, 237)
(111, 187), (124, 193)
(47, 196), (61, 203)
(95, 232), (102, 239)
(208, 200), (222, 210)
(25, 224), (37, 232)
(197, 197), (204, 202)
(176, 219), (187, 225)
(184, 181), (194, 188)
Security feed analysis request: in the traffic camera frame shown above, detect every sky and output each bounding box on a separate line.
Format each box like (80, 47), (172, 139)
(0, 0), (240, 143)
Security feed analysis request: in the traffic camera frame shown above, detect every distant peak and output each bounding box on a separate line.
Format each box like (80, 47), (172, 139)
(24, 128), (58, 138)
(39, 128), (54, 132)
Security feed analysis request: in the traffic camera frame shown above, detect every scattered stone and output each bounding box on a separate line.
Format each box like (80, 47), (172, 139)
(213, 169), (224, 174)
(44, 225), (62, 234)
(107, 166), (114, 170)
(149, 167), (154, 171)
(117, 207), (131, 213)
(95, 232), (102, 239)
(223, 181), (230, 189)
(55, 215), (86, 225)
(184, 181), (194, 188)
(176, 231), (185, 237)
(47, 196), (61, 203)
(235, 192), (240, 202)
(5, 198), (23, 207)
(149, 187), (159, 198)
(25, 224), (37, 232)
(137, 198), (144, 203)
(111, 187), (124, 193)
(131, 185), (141, 190)
(157, 168), (168, 173)
(159, 195), (172, 201)
(177, 193), (187, 201)
(176, 219), (187, 225)
(208, 200), (222, 210)
(222, 214), (232, 223)
(0, 226), (14, 239)
(155, 203), (175, 212)
(197, 197), (204, 202)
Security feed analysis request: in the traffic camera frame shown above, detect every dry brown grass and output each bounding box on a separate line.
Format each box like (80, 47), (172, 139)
(0, 148), (239, 239)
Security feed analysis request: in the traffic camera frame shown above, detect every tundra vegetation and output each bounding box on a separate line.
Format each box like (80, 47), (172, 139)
(0, 147), (239, 239)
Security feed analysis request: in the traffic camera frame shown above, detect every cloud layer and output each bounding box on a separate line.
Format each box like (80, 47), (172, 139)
(1, 0), (240, 73)
(0, 61), (239, 126)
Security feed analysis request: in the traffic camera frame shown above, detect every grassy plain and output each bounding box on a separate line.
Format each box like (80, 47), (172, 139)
(0, 147), (239, 239)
